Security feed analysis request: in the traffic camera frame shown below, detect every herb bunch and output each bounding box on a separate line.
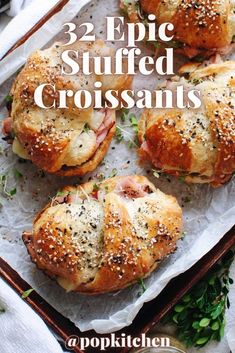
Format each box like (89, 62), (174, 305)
(165, 250), (234, 348)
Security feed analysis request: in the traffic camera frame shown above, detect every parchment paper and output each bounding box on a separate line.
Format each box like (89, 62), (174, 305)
(0, 0), (234, 335)
(226, 259), (235, 353)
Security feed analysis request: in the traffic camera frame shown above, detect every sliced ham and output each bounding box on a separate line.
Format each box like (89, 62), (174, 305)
(177, 42), (234, 59)
(2, 117), (13, 136)
(96, 129), (109, 146)
(54, 195), (67, 204)
(120, 0), (125, 10)
(116, 176), (150, 198)
(180, 47), (203, 58)
(209, 54), (222, 64)
(140, 140), (162, 169)
(218, 43), (235, 56)
(141, 141), (149, 154)
(176, 46), (214, 59)
(96, 109), (114, 147)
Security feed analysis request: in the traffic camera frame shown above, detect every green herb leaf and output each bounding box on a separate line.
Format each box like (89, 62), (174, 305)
(173, 314), (179, 324)
(120, 109), (129, 122)
(93, 183), (100, 192)
(192, 321), (200, 330)
(196, 337), (209, 346)
(9, 188), (17, 196)
(0, 174), (17, 199)
(167, 40), (183, 49)
(211, 303), (223, 320)
(219, 322), (225, 339)
(83, 123), (90, 133)
(56, 191), (66, 197)
(182, 294), (191, 303)
(115, 126), (124, 142)
(110, 168), (118, 178)
(5, 95), (13, 105)
(14, 169), (23, 179)
(199, 318), (210, 328)
(128, 140), (137, 149)
(138, 278), (146, 294)
(22, 288), (34, 299)
(116, 110), (139, 149)
(178, 176), (185, 183)
(152, 169), (161, 179)
(182, 196), (191, 203)
(174, 305), (185, 313)
(211, 321), (220, 331)
(129, 114), (138, 133)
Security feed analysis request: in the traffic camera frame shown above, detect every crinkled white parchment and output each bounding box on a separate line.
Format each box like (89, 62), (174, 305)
(226, 258), (235, 353)
(0, 0), (234, 336)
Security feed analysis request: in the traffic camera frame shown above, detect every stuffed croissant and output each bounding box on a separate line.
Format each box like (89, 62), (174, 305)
(3, 40), (132, 176)
(139, 61), (235, 187)
(121, 0), (235, 57)
(22, 175), (183, 294)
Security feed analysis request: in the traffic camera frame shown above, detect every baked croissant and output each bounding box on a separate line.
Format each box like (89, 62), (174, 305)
(3, 40), (132, 176)
(139, 61), (235, 187)
(22, 175), (183, 294)
(122, 0), (235, 57)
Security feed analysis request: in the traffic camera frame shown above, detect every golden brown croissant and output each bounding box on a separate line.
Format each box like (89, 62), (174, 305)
(139, 61), (235, 187)
(3, 40), (132, 176)
(122, 0), (235, 56)
(22, 175), (183, 294)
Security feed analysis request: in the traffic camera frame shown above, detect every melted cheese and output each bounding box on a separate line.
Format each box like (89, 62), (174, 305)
(12, 138), (29, 159)
(63, 130), (97, 167)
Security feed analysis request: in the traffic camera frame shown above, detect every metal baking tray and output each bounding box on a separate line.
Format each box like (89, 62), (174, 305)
(0, 1), (234, 351)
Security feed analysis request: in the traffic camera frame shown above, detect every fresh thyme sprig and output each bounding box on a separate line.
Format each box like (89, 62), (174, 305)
(152, 169), (162, 179)
(0, 174), (17, 199)
(5, 94), (13, 110)
(83, 123), (90, 133)
(109, 168), (118, 178)
(164, 250), (234, 348)
(22, 278), (52, 299)
(22, 288), (34, 299)
(13, 168), (23, 179)
(138, 278), (146, 295)
(115, 109), (139, 148)
(93, 183), (100, 192)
